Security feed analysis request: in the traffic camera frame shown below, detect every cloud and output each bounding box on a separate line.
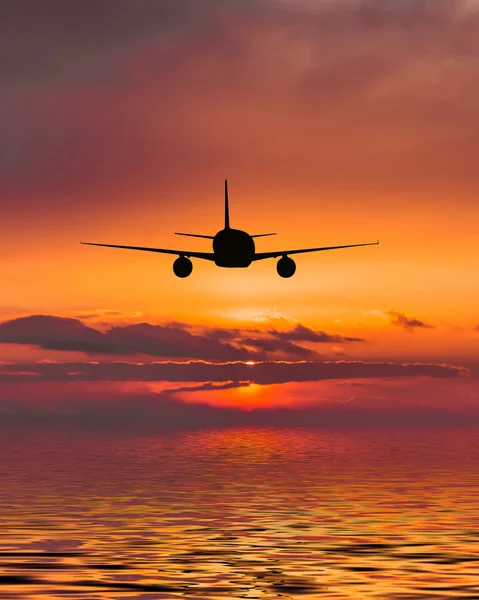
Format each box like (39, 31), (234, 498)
(203, 326), (320, 358)
(0, 315), (364, 360)
(0, 315), (267, 360)
(2, 0), (479, 218)
(71, 309), (143, 320)
(269, 324), (364, 343)
(239, 337), (317, 358)
(0, 0), (253, 83)
(0, 315), (107, 353)
(364, 310), (387, 318)
(163, 381), (250, 395)
(388, 311), (435, 330)
(0, 359), (467, 384)
(252, 311), (294, 325)
(0, 372), (477, 430)
(206, 323), (364, 357)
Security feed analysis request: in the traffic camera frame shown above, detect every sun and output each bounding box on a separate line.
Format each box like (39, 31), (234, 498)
(246, 361), (255, 366)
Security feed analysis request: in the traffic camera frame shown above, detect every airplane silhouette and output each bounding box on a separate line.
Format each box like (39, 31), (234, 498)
(81, 180), (379, 278)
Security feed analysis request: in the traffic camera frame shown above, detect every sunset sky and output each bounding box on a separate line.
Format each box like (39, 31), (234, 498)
(1, 0), (478, 426)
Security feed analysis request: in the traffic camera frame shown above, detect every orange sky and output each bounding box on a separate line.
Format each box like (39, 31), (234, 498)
(0, 0), (478, 422)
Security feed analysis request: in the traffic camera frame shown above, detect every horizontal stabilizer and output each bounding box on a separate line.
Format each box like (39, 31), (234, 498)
(175, 232), (215, 240)
(251, 233), (276, 238)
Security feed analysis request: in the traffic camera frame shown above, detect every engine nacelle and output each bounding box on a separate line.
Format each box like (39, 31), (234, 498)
(277, 256), (296, 278)
(173, 256), (193, 278)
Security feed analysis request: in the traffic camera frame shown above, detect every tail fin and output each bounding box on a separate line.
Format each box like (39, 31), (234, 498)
(224, 179), (230, 229)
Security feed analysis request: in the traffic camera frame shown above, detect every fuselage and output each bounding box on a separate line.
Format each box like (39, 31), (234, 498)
(212, 228), (255, 267)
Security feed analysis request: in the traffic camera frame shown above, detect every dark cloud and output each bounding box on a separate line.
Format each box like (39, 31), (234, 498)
(0, 382), (248, 429)
(269, 324), (364, 343)
(0, 374), (477, 430)
(204, 327), (254, 339)
(201, 326), (317, 358)
(0, 359), (467, 384)
(205, 324), (364, 359)
(1, 1), (472, 87)
(0, 315), (267, 360)
(163, 381), (250, 395)
(239, 337), (317, 358)
(2, 0), (479, 217)
(0, 0), (252, 83)
(105, 322), (254, 360)
(0, 315), (365, 360)
(0, 315), (106, 352)
(388, 311), (435, 330)
(72, 309), (142, 320)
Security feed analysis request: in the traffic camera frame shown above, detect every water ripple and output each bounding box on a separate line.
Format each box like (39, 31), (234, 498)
(0, 426), (478, 598)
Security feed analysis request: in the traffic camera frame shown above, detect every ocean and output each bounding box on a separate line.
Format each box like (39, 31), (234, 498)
(0, 426), (478, 599)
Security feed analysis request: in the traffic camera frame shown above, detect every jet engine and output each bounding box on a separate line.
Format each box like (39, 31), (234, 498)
(173, 256), (193, 278)
(277, 256), (296, 278)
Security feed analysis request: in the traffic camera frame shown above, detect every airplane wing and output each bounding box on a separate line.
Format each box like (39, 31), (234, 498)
(252, 241), (379, 261)
(81, 242), (216, 261)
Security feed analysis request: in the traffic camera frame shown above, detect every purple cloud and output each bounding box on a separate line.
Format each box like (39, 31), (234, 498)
(2, 0), (479, 221)
(0, 315), (106, 352)
(239, 337), (317, 358)
(388, 312), (435, 330)
(0, 315), (365, 360)
(0, 374), (476, 430)
(0, 359), (467, 384)
(0, 0), (252, 83)
(269, 324), (364, 343)
(163, 381), (250, 395)
(0, 315), (266, 360)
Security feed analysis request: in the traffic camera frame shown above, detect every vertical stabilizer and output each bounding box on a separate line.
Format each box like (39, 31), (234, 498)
(224, 179), (230, 229)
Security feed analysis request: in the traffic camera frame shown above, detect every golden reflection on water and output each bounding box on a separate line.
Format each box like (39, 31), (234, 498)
(0, 426), (478, 599)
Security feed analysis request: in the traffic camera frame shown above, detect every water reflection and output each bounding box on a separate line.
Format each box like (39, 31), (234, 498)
(0, 427), (478, 598)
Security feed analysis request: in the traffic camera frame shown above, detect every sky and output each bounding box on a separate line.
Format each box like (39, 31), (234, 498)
(0, 0), (478, 427)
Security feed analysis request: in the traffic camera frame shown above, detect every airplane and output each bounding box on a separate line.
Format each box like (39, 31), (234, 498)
(81, 180), (379, 278)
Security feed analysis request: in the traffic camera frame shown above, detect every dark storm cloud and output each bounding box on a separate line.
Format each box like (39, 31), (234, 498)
(0, 359), (467, 384)
(388, 311), (435, 330)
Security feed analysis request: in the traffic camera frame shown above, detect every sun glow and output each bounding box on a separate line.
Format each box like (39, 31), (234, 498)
(246, 361), (255, 366)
